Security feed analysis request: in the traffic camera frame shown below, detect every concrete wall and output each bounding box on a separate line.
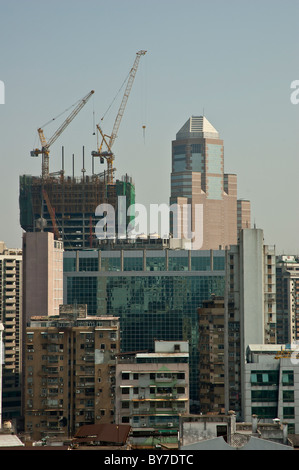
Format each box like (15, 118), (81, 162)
(23, 232), (63, 319)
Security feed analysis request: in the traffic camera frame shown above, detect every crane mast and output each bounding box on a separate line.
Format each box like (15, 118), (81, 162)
(31, 90), (94, 179)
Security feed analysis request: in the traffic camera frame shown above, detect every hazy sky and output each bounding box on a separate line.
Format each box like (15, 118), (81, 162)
(0, 0), (298, 253)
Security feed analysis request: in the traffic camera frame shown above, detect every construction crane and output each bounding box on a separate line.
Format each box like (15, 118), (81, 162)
(42, 189), (60, 239)
(31, 90), (95, 179)
(92, 50), (146, 184)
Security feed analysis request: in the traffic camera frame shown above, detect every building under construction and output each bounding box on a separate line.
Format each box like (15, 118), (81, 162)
(19, 171), (135, 250)
(19, 51), (146, 251)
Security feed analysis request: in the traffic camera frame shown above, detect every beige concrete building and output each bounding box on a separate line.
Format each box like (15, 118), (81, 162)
(0, 242), (22, 421)
(22, 232), (63, 321)
(170, 116), (250, 249)
(24, 305), (119, 441)
(276, 255), (299, 345)
(224, 228), (276, 419)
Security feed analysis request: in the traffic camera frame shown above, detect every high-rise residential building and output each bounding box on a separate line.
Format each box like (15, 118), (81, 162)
(224, 228), (276, 419)
(63, 239), (226, 411)
(24, 305), (120, 441)
(115, 340), (189, 449)
(276, 255), (299, 345)
(198, 297), (225, 414)
(22, 231), (63, 321)
(0, 322), (4, 429)
(170, 116), (250, 249)
(0, 242), (22, 422)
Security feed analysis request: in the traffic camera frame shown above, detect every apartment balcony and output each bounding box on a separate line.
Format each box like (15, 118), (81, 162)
(154, 376), (176, 383)
(135, 406), (182, 416)
(5, 306), (16, 312)
(150, 393), (179, 400)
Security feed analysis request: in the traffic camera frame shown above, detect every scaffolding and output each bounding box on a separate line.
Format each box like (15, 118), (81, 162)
(19, 173), (135, 250)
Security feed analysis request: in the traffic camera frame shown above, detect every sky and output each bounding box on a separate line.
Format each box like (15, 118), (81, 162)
(0, 0), (298, 253)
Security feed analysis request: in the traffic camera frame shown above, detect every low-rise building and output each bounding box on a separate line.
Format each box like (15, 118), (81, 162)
(244, 344), (299, 434)
(179, 412), (292, 450)
(115, 340), (189, 449)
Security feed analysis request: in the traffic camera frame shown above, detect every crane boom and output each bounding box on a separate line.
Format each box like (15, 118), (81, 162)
(109, 50), (146, 149)
(31, 90), (95, 179)
(92, 50), (146, 184)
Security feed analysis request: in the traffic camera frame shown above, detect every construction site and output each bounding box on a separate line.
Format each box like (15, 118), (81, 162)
(19, 51), (146, 250)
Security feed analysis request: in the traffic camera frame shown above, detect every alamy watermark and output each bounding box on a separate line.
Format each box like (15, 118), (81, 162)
(95, 197), (204, 249)
(0, 80), (4, 104)
(290, 80), (299, 104)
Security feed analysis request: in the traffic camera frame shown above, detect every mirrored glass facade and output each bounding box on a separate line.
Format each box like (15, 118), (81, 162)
(63, 248), (226, 408)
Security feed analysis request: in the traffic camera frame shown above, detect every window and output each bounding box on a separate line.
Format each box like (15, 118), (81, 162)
(251, 406), (277, 419)
(122, 373), (130, 380)
(283, 390), (294, 402)
(283, 407), (295, 419)
(250, 371), (279, 386)
(251, 390), (278, 402)
(282, 371), (294, 386)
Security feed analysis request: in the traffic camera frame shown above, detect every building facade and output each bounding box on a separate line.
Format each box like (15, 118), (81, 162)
(244, 344), (299, 434)
(276, 255), (299, 345)
(198, 297), (225, 414)
(22, 232), (63, 320)
(170, 116), (251, 249)
(24, 305), (119, 441)
(19, 173), (135, 250)
(115, 340), (189, 448)
(63, 242), (226, 411)
(224, 228), (276, 419)
(0, 322), (4, 429)
(0, 242), (22, 422)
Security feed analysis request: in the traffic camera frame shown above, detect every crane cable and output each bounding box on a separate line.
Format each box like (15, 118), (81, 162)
(100, 70), (131, 123)
(140, 52), (147, 144)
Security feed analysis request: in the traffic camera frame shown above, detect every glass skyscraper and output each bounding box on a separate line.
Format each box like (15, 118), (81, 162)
(63, 245), (226, 409)
(170, 116), (251, 249)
